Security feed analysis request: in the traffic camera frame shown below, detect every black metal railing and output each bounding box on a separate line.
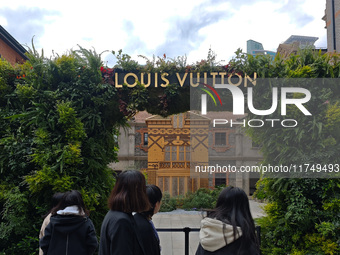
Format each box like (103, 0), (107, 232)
(156, 226), (261, 255)
(156, 227), (200, 255)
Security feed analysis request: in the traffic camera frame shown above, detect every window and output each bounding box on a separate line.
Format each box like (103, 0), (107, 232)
(215, 132), (226, 146)
(143, 133), (148, 146)
(215, 173), (226, 186)
(165, 146), (191, 161)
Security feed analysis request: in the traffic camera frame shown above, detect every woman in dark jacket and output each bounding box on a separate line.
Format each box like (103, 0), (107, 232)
(99, 170), (151, 255)
(195, 187), (260, 255)
(134, 184), (163, 255)
(39, 190), (98, 255)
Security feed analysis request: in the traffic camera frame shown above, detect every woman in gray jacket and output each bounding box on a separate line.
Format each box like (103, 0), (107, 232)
(196, 187), (260, 255)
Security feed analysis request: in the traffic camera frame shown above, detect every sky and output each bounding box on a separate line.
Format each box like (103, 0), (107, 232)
(1, 0), (327, 67)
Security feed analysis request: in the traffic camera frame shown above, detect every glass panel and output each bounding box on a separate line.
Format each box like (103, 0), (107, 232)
(165, 152), (170, 161)
(215, 132), (226, 146)
(179, 146), (184, 151)
(215, 173), (226, 187)
(158, 177), (163, 192)
(179, 152), (184, 161)
(172, 152), (177, 161)
(164, 177), (170, 193)
(179, 177), (185, 195)
(143, 133), (148, 146)
(187, 177), (193, 193)
(172, 177), (178, 196)
(193, 178), (198, 192)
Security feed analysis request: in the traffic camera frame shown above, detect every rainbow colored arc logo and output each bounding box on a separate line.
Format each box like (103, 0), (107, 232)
(200, 83), (223, 106)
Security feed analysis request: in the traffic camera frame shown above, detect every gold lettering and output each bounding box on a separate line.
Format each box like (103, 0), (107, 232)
(210, 72), (218, 86)
(155, 73), (158, 87)
(228, 73), (242, 87)
(190, 73), (200, 87)
(141, 73), (151, 87)
(115, 73), (122, 88)
(244, 72), (257, 87)
(161, 73), (169, 87)
(124, 73), (138, 87)
(219, 72), (227, 84)
(176, 73), (188, 87)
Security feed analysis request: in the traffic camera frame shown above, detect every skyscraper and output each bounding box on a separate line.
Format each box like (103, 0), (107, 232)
(323, 0), (340, 52)
(246, 39), (264, 54)
(247, 39), (276, 59)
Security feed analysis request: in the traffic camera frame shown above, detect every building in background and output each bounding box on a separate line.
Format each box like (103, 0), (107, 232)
(323, 0), (340, 52)
(247, 40), (264, 54)
(282, 35), (319, 49)
(277, 35), (319, 58)
(247, 39), (276, 59)
(0, 26), (28, 65)
(109, 111), (262, 196)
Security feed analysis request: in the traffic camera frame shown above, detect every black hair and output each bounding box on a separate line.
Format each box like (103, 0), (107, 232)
(43, 192), (64, 218)
(51, 190), (89, 216)
(51, 192), (64, 208)
(141, 184), (162, 219)
(207, 186), (260, 252)
(108, 170), (150, 213)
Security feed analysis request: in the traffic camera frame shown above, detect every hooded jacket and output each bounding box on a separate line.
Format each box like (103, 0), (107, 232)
(195, 217), (259, 255)
(99, 210), (145, 255)
(39, 206), (98, 255)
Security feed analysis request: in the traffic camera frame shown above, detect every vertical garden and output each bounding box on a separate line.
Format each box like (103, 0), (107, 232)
(229, 49), (340, 254)
(0, 47), (125, 253)
(0, 46), (339, 254)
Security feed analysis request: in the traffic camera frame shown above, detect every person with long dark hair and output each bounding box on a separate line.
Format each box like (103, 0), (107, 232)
(99, 170), (150, 255)
(134, 184), (163, 255)
(39, 190), (98, 255)
(195, 186), (260, 255)
(39, 192), (64, 255)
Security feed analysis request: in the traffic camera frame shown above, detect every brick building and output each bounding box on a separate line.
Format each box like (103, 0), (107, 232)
(109, 111), (262, 196)
(0, 25), (28, 65)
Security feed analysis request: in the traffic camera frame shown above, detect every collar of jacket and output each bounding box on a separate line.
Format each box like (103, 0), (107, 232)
(199, 217), (242, 252)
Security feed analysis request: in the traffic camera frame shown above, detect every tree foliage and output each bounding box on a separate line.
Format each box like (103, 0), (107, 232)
(228, 49), (340, 254)
(0, 47), (124, 253)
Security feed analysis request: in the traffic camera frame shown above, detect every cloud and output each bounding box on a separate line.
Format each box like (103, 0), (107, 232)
(0, 7), (60, 49)
(121, 20), (148, 54)
(277, 0), (314, 28)
(154, 0), (232, 58)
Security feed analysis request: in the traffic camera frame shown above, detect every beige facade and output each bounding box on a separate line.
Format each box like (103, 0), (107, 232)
(323, 0), (340, 52)
(109, 111), (262, 196)
(277, 42), (300, 58)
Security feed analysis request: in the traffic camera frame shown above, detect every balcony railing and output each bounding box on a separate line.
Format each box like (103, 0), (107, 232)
(159, 161), (191, 169)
